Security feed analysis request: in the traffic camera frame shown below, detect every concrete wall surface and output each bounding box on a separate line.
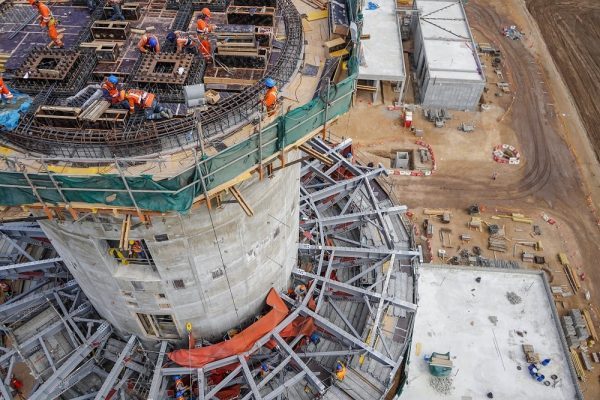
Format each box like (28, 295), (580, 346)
(40, 160), (301, 341)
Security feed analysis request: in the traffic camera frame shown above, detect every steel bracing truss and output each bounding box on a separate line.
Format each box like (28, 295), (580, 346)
(146, 138), (420, 400)
(0, 222), (152, 400)
(0, 139), (419, 399)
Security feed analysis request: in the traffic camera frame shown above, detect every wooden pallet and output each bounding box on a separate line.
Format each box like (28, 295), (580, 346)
(570, 349), (586, 381)
(0, 53), (10, 73)
(203, 67), (264, 87)
(103, 3), (141, 20)
(91, 20), (130, 41)
(583, 309), (599, 342)
(79, 41), (121, 61)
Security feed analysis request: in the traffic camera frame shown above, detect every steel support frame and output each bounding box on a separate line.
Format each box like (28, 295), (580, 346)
(28, 322), (112, 400)
(94, 335), (138, 400)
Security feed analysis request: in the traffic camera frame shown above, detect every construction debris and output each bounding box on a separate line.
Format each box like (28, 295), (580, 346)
(488, 235), (508, 252)
(523, 344), (540, 364)
(503, 25), (523, 40)
(429, 376), (453, 395)
(506, 291), (522, 304)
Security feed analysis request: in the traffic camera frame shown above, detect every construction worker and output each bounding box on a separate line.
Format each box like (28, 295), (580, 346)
(309, 332), (321, 346)
(198, 38), (212, 61)
(108, 0), (125, 21)
(334, 361), (347, 381)
(196, 8), (214, 35)
(167, 31), (199, 55)
(122, 89), (173, 120)
(47, 17), (64, 49)
(294, 283), (307, 303)
(262, 77), (278, 115)
(137, 33), (160, 54)
(0, 77), (14, 106)
(29, 0), (52, 27)
(100, 75), (121, 104)
(129, 240), (143, 258)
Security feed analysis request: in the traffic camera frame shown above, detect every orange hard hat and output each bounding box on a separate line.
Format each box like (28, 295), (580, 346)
(201, 8), (211, 18)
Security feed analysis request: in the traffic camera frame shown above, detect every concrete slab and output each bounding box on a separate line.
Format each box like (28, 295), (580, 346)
(402, 264), (582, 400)
(415, 0), (483, 82)
(358, 0), (404, 81)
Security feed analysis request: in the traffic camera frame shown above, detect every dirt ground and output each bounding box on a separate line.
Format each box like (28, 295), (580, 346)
(526, 0), (600, 163)
(330, 0), (600, 396)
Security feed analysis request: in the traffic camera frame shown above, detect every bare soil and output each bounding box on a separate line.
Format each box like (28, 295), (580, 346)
(526, 0), (600, 162)
(331, 0), (600, 395)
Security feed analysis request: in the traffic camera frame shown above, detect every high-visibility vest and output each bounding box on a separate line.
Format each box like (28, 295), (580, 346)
(126, 90), (155, 111)
(0, 78), (13, 99)
(199, 40), (211, 58)
(100, 81), (120, 103)
(263, 87), (278, 108)
(37, 3), (52, 26)
(196, 19), (208, 33)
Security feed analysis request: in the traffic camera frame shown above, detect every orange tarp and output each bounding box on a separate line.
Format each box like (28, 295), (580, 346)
(168, 288), (289, 368)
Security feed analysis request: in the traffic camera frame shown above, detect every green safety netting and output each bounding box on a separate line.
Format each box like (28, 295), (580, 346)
(0, 9), (361, 214)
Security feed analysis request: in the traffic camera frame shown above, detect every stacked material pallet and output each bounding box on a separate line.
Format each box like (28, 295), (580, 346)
(329, 0), (349, 36)
(0, 53), (9, 73)
(580, 350), (594, 371)
(79, 100), (111, 122)
(488, 235), (507, 252)
(562, 309), (589, 349)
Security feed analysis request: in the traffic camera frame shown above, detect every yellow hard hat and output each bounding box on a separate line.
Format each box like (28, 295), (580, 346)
(129, 240), (135, 244)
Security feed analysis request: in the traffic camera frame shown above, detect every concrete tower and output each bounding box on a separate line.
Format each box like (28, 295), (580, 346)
(39, 163), (300, 340)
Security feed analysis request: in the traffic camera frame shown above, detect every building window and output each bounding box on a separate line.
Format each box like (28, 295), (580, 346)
(173, 279), (185, 290)
(131, 281), (144, 291)
(122, 291), (133, 298)
(127, 301), (138, 307)
(159, 303), (171, 309)
(136, 313), (179, 339)
(157, 293), (166, 299)
(107, 239), (156, 269)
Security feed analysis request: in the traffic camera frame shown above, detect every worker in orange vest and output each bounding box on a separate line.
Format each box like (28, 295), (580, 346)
(122, 89), (173, 120)
(29, 0), (53, 27)
(100, 75), (121, 104)
(196, 8), (214, 35)
(262, 78), (278, 115)
(47, 17), (64, 48)
(137, 33), (160, 54)
(0, 77), (14, 106)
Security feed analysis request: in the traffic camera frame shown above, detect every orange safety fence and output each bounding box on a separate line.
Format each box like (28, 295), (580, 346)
(169, 288), (313, 368)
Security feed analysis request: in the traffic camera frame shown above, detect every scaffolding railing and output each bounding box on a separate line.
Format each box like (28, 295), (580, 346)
(0, 0), (362, 213)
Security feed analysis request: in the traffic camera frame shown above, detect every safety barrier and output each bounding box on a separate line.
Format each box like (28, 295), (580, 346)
(0, 15), (360, 214)
(493, 143), (521, 165)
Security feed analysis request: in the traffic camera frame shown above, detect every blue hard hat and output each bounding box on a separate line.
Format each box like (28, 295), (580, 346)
(148, 37), (158, 47)
(166, 32), (176, 43)
(336, 363), (343, 371)
(107, 75), (118, 85)
(264, 78), (276, 88)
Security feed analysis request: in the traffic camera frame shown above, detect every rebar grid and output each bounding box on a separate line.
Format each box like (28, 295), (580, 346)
(1, 0), (302, 159)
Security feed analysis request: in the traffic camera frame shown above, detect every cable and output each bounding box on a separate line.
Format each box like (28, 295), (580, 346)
(205, 198), (241, 320)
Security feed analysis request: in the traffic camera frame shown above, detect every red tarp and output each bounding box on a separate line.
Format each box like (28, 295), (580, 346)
(168, 288), (289, 368)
